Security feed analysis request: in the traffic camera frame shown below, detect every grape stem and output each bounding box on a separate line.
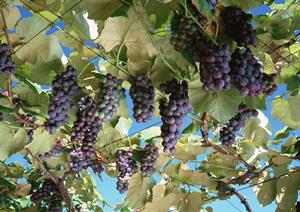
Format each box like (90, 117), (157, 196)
(25, 148), (75, 212)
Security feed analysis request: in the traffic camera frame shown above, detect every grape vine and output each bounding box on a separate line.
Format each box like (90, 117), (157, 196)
(0, 42), (16, 74)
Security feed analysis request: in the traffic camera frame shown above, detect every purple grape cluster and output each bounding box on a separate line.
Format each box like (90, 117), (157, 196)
(116, 150), (138, 193)
(230, 49), (265, 96)
(192, 43), (231, 91)
(45, 66), (79, 134)
(219, 104), (258, 146)
(31, 180), (62, 211)
(0, 42), (16, 74)
(98, 74), (124, 122)
(69, 96), (102, 172)
(159, 80), (191, 153)
(170, 1), (207, 51)
(129, 75), (155, 123)
(140, 144), (159, 177)
(220, 6), (257, 47)
(39, 137), (66, 160)
(262, 73), (278, 95)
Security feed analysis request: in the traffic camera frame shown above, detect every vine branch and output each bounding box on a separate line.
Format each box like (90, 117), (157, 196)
(25, 148), (75, 212)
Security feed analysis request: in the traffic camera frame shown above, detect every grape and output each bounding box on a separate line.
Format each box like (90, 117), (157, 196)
(191, 43), (231, 91)
(31, 179), (62, 210)
(220, 6), (257, 47)
(219, 104), (258, 146)
(129, 75), (155, 123)
(44, 66), (79, 134)
(159, 80), (191, 153)
(116, 150), (138, 193)
(39, 137), (66, 160)
(20, 115), (36, 142)
(0, 42), (16, 74)
(262, 73), (278, 95)
(69, 96), (102, 172)
(230, 49), (266, 96)
(140, 144), (159, 177)
(98, 74), (124, 122)
(170, 1), (207, 52)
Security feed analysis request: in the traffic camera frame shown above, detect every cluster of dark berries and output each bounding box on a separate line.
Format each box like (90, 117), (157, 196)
(129, 75), (155, 123)
(160, 80), (191, 153)
(98, 74), (124, 122)
(170, 1), (207, 51)
(192, 43), (231, 91)
(219, 104), (258, 146)
(116, 150), (138, 194)
(69, 96), (102, 172)
(140, 144), (159, 177)
(0, 42), (16, 74)
(44, 66), (79, 134)
(39, 137), (66, 160)
(220, 6), (257, 47)
(230, 49), (271, 96)
(31, 180), (62, 212)
(19, 115), (36, 142)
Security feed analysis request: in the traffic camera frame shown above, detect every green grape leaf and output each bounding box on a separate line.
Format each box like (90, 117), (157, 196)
(272, 95), (300, 129)
(0, 105), (15, 114)
(127, 172), (154, 208)
(0, 124), (28, 161)
(86, 0), (123, 21)
(219, 0), (264, 10)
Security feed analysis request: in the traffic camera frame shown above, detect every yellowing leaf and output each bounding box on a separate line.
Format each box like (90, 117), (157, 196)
(0, 7), (21, 29)
(114, 117), (132, 135)
(175, 138), (205, 161)
(144, 193), (177, 212)
(97, 7), (156, 62)
(128, 172), (154, 208)
(272, 95), (300, 129)
(180, 192), (204, 212)
(15, 16), (63, 64)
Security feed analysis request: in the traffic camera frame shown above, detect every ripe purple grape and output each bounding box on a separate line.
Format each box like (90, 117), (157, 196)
(159, 80), (191, 153)
(116, 150), (138, 194)
(129, 75), (155, 123)
(140, 144), (159, 177)
(220, 6), (257, 47)
(219, 104), (258, 146)
(98, 74), (124, 122)
(44, 66), (79, 134)
(69, 96), (102, 172)
(0, 42), (16, 74)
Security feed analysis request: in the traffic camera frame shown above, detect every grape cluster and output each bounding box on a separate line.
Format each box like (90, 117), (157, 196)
(90, 160), (105, 176)
(69, 96), (102, 172)
(39, 137), (66, 160)
(262, 73), (278, 95)
(129, 75), (155, 123)
(140, 144), (159, 177)
(193, 43), (231, 91)
(116, 150), (138, 194)
(20, 115), (36, 142)
(98, 74), (124, 122)
(220, 6), (257, 47)
(44, 66), (79, 134)
(219, 104), (258, 146)
(0, 42), (16, 74)
(31, 180), (62, 211)
(159, 80), (191, 153)
(230, 49), (266, 96)
(170, 1), (207, 52)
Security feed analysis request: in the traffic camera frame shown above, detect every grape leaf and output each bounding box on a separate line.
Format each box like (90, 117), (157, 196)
(0, 7), (21, 29)
(220, 0), (264, 10)
(272, 94), (300, 129)
(86, 0), (123, 21)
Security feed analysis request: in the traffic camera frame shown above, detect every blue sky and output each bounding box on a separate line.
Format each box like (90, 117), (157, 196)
(5, 0), (300, 211)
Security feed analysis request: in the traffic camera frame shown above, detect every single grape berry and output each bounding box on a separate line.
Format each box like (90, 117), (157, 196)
(0, 42), (16, 74)
(230, 49), (265, 96)
(44, 65), (79, 134)
(140, 144), (159, 177)
(220, 6), (257, 47)
(192, 43), (231, 91)
(219, 104), (258, 146)
(69, 96), (102, 172)
(98, 74), (124, 122)
(129, 75), (155, 123)
(160, 80), (191, 153)
(116, 150), (138, 194)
